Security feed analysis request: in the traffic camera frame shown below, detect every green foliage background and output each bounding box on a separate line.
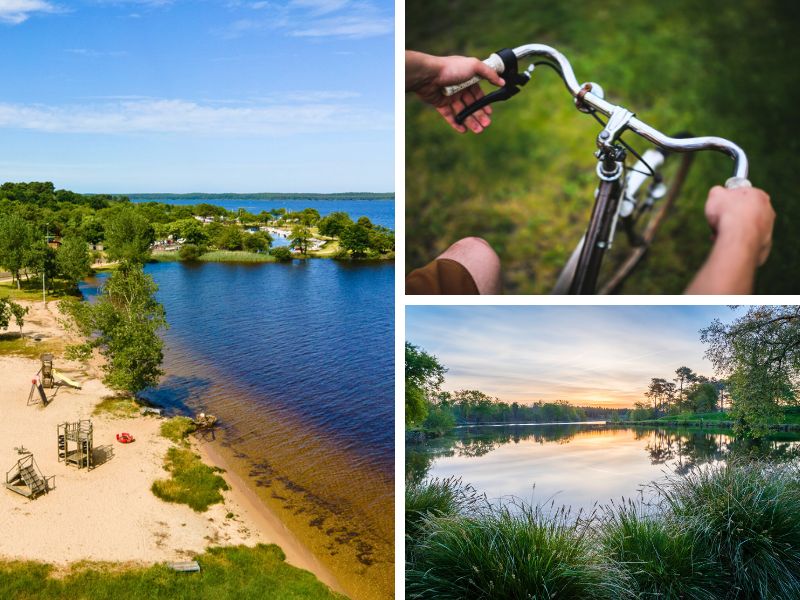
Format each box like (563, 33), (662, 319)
(406, 0), (800, 294)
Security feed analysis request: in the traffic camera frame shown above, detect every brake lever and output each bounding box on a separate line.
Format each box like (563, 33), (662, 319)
(454, 48), (533, 126)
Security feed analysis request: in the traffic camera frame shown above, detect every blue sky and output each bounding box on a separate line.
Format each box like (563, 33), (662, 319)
(0, 0), (393, 193)
(406, 305), (741, 408)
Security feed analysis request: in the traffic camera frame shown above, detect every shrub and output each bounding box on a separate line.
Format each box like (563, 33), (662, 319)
(270, 246), (292, 261)
(178, 243), (202, 261)
(159, 416), (197, 443)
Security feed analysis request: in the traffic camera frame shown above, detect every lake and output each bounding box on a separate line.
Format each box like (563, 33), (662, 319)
(130, 197), (395, 229)
(82, 258), (394, 600)
(407, 424), (800, 513)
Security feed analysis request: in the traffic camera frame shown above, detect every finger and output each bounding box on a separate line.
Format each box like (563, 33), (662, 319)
(473, 59), (505, 87)
(460, 88), (491, 128)
(470, 84), (492, 115)
(451, 95), (483, 133)
(437, 105), (466, 133)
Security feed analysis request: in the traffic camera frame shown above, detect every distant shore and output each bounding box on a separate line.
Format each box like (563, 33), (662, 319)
(127, 192), (394, 200)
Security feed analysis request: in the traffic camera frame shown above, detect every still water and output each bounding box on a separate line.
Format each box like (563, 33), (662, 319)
(82, 258), (394, 600)
(408, 424), (800, 512)
(130, 197), (395, 229)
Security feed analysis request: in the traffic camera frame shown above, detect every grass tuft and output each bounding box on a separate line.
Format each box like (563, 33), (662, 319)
(151, 447), (229, 512)
(159, 416), (196, 444)
(93, 396), (140, 418)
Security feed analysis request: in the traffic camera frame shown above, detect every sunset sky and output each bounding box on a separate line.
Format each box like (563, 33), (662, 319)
(406, 305), (740, 408)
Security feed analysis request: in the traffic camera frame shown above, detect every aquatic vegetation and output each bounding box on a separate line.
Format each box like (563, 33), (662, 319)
(601, 501), (725, 600)
(409, 461), (800, 599)
(659, 461), (800, 599)
(407, 502), (618, 600)
(405, 477), (481, 541)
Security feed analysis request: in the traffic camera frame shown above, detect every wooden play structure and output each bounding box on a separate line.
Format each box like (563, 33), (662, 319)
(57, 420), (93, 469)
(40, 353), (55, 388)
(5, 454), (54, 499)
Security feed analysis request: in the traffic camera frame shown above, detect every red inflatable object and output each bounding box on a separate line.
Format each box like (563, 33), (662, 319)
(116, 432), (135, 444)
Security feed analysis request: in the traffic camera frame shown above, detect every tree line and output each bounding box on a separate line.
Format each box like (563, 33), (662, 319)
(632, 366), (726, 420)
(405, 343), (627, 435)
(0, 182), (395, 286)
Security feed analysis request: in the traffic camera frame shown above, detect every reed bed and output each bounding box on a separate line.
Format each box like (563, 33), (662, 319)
(406, 460), (800, 599)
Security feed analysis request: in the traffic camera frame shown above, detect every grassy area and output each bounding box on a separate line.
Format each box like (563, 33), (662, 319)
(0, 279), (78, 302)
(151, 447), (229, 512)
(408, 461), (800, 598)
(0, 544), (344, 599)
(159, 416), (197, 444)
(92, 396), (141, 418)
(0, 333), (63, 359)
(406, 0), (800, 294)
(197, 251), (276, 263)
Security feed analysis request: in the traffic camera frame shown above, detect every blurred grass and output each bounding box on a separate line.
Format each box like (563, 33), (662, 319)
(406, 0), (800, 294)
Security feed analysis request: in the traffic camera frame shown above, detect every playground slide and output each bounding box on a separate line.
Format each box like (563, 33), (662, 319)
(53, 369), (82, 389)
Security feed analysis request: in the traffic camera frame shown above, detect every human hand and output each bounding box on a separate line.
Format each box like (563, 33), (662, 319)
(406, 51), (505, 134)
(705, 185), (775, 266)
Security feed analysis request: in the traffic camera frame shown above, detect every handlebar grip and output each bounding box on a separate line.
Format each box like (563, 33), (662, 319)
(442, 53), (505, 97)
(725, 177), (752, 189)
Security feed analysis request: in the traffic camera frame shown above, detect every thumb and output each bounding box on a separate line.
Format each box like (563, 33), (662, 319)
(473, 59), (505, 87)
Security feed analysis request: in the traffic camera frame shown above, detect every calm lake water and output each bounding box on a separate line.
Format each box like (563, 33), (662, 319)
(408, 424), (800, 513)
(82, 258), (394, 600)
(130, 197), (395, 229)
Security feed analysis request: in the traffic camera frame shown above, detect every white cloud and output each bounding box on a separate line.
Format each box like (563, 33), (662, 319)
(0, 0), (59, 24)
(65, 48), (129, 57)
(0, 97), (391, 136)
(221, 0), (391, 39)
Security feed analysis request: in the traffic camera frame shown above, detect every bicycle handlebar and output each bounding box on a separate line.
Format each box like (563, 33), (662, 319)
(444, 44), (750, 188)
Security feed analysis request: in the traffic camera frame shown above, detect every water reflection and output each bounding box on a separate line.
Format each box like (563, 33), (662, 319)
(407, 424), (800, 510)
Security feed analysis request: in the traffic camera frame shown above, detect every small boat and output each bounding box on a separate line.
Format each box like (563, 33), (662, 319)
(192, 413), (218, 429)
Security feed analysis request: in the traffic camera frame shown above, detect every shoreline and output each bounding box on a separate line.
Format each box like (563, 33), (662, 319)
(0, 299), (345, 596)
(193, 438), (345, 595)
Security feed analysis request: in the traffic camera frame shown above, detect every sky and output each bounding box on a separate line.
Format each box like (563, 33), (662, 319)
(0, 0), (394, 193)
(406, 305), (742, 408)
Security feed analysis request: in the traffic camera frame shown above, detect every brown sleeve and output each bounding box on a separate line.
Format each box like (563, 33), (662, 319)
(405, 258), (480, 295)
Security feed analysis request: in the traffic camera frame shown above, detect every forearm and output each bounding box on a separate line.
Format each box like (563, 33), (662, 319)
(405, 51), (441, 92)
(685, 230), (759, 294)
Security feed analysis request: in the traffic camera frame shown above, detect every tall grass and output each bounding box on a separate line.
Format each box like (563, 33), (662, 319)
(407, 503), (619, 599)
(408, 461), (800, 599)
(658, 461), (800, 599)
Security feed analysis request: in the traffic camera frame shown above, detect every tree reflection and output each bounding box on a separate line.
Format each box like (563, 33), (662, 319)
(406, 424), (800, 483)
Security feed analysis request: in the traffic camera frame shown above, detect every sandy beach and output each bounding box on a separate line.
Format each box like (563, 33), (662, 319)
(0, 300), (343, 594)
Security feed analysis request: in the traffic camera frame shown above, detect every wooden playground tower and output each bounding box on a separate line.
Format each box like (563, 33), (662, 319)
(57, 420), (93, 469)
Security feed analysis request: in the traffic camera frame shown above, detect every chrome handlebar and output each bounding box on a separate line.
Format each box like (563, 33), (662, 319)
(445, 44), (750, 187)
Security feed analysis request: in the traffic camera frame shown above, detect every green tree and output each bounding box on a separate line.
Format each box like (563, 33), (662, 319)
(368, 226), (395, 254)
(339, 222), (371, 256)
(317, 211), (353, 237)
(0, 212), (32, 288)
(0, 297), (28, 337)
(687, 381), (719, 413)
(243, 231), (272, 253)
(405, 342), (446, 427)
(270, 246), (293, 261)
(89, 265), (168, 395)
(103, 207), (155, 264)
(56, 236), (92, 288)
(290, 225), (312, 255)
(24, 240), (57, 289)
(214, 226), (244, 250)
(701, 306), (800, 437)
(674, 366), (696, 411)
(178, 243), (203, 261)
